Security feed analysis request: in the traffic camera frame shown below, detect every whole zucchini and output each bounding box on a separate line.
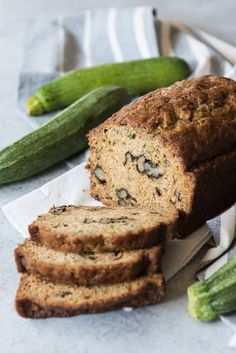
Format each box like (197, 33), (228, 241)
(188, 255), (236, 321)
(0, 85), (131, 184)
(27, 57), (191, 115)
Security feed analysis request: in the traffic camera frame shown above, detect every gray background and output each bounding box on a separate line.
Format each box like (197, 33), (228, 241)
(0, 0), (235, 352)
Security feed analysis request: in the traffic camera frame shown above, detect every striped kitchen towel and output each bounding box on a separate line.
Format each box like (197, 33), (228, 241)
(18, 7), (236, 127)
(14, 6), (236, 345)
(18, 8), (236, 164)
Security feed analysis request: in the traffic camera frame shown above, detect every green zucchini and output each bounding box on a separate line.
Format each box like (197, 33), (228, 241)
(27, 57), (191, 115)
(188, 255), (236, 321)
(0, 85), (131, 184)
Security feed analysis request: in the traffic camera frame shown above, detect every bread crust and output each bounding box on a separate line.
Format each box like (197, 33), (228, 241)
(15, 273), (165, 318)
(15, 240), (163, 285)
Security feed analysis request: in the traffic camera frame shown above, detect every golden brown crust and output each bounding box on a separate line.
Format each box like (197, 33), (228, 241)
(15, 273), (165, 318)
(89, 76), (236, 170)
(159, 116), (236, 170)
(15, 240), (162, 285)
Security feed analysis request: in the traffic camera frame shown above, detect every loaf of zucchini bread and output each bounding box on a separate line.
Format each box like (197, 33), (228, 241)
(88, 76), (236, 236)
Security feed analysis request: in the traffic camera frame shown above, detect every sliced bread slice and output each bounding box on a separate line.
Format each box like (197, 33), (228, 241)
(29, 205), (177, 253)
(16, 273), (165, 318)
(15, 239), (162, 285)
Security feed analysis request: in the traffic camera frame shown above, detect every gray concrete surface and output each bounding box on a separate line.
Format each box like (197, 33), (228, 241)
(0, 0), (235, 352)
